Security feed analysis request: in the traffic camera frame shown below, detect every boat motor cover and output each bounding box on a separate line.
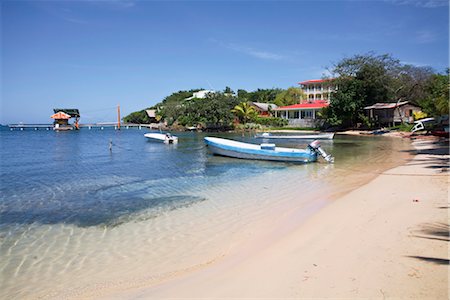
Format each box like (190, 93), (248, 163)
(308, 140), (321, 149)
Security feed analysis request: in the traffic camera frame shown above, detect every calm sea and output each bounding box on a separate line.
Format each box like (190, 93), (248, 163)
(0, 128), (412, 299)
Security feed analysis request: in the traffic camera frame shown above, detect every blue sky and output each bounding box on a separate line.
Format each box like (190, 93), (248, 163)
(1, 0), (448, 124)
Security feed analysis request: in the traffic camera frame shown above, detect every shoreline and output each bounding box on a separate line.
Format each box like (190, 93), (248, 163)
(104, 137), (449, 299)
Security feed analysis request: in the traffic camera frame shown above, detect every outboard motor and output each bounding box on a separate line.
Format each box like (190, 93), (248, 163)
(308, 140), (334, 163)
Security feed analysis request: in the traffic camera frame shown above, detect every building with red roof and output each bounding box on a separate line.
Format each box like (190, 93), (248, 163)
(272, 78), (336, 127)
(274, 100), (329, 127)
(299, 78), (335, 102)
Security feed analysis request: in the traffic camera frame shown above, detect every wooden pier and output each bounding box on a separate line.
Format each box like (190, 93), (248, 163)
(7, 123), (155, 131)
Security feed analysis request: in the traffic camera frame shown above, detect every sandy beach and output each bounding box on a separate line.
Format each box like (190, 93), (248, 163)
(104, 137), (449, 299)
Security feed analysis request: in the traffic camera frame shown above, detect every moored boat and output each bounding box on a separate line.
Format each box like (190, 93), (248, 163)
(204, 137), (333, 163)
(144, 132), (178, 144)
(255, 132), (335, 140)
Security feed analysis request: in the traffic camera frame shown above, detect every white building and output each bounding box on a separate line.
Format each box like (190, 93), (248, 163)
(185, 90), (216, 100)
(299, 79), (335, 102)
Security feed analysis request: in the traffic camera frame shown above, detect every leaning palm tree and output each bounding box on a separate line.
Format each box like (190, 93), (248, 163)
(231, 102), (258, 123)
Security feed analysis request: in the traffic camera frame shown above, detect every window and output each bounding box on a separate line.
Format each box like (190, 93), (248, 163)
(301, 110), (313, 119)
(289, 111), (299, 119)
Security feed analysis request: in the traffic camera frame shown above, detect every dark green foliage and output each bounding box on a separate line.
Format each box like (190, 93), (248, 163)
(322, 78), (365, 127)
(123, 109), (152, 124)
(254, 117), (288, 127)
(273, 87), (305, 106)
(124, 87), (288, 129)
(231, 102), (258, 123)
(224, 86), (234, 95)
(419, 70), (449, 116)
(323, 52), (442, 129)
(175, 93), (240, 129)
(246, 88), (284, 103)
(237, 89), (249, 100)
(161, 89), (199, 104)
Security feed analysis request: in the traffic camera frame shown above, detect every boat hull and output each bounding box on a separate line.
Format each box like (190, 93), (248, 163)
(256, 132), (334, 140)
(204, 137), (317, 163)
(144, 133), (178, 144)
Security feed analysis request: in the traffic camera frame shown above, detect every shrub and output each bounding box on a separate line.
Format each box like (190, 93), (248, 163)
(254, 117), (288, 127)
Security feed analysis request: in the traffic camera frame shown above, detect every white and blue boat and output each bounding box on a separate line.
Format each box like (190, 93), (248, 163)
(204, 137), (333, 163)
(144, 132), (178, 144)
(255, 132), (335, 140)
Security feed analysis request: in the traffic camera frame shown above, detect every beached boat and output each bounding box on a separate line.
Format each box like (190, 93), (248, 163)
(144, 132), (178, 144)
(204, 137), (333, 163)
(411, 116), (449, 138)
(255, 132), (335, 140)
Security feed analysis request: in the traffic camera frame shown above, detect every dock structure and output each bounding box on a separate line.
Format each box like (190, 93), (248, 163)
(52, 108), (80, 131)
(7, 123), (155, 131)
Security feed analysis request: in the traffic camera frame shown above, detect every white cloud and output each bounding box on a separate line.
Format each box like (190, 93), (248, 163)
(98, 0), (136, 9)
(83, 0), (136, 9)
(415, 30), (438, 43)
(386, 0), (449, 8)
(225, 43), (285, 61)
(401, 60), (431, 67)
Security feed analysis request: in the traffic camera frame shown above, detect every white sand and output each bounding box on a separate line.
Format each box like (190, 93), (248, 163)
(107, 138), (449, 299)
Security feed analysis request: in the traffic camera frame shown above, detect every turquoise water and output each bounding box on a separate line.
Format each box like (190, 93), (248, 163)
(0, 129), (412, 298)
(0, 129), (281, 227)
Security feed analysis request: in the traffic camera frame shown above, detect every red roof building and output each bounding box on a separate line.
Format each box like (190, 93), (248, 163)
(271, 78), (335, 127)
(299, 78), (335, 102)
(274, 100), (329, 127)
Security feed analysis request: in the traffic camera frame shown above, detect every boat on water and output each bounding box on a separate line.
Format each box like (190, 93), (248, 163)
(255, 132), (335, 140)
(144, 132), (178, 144)
(204, 137), (333, 163)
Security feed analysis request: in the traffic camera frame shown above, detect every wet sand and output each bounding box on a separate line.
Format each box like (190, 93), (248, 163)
(107, 137), (449, 299)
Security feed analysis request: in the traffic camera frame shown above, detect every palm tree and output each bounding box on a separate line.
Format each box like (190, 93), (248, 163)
(231, 102), (258, 123)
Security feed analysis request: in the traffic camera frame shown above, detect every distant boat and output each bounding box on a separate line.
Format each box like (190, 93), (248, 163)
(255, 132), (335, 140)
(204, 137), (333, 163)
(144, 133), (178, 144)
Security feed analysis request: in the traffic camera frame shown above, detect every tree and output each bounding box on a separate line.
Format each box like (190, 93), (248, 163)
(322, 78), (365, 127)
(178, 93), (240, 129)
(394, 64), (434, 105)
(224, 86), (234, 95)
(333, 53), (402, 105)
(274, 87), (305, 106)
(122, 109), (152, 124)
(231, 102), (258, 123)
(237, 89), (249, 100)
(247, 88), (283, 103)
(419, 70), (449, 116)
(323, 52), (435, 128)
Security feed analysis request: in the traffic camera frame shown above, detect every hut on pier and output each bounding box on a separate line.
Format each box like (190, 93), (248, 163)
(51, 108), (80, 131)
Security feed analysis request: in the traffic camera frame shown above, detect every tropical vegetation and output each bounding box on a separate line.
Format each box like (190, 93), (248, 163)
(124, 52), (448, 131)
(123, 87), (290, 130)
(322, 53), (449, 128)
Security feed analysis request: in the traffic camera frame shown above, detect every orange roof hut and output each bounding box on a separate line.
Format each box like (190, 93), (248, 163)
(51, 109), (80, 130)
(50, 111), (71, 120)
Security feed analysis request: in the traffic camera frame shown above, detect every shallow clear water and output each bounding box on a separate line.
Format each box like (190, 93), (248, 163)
(0, 129), (412, 299)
